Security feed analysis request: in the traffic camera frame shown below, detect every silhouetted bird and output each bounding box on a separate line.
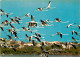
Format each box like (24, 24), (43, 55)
(22, 27), (30, 31)
(72, 30), (78, 35)
(32, 40), (36, 46)
(57, 32), (62, 38)
(35, 33), (41, 37)
(25, 34), (32, 42)
(0, 26), (4, 31)
(28, 15), (37, 27)
(78, 25), (80, 29)
(41, 42), (45, 46)
(25, 13), (30, 17)
(38, 8), (43, 11)
(9, 23), (15, 29)
(15, 19), (20, 24)
(13, 30), (18, 38)
(72, 37), (76, 41)
(0, 9), (4, 12)
(72, 44), (77, 49)
(33, 36), (41, 42)
(67, 24), (73, 28)
(54, 43), (61, 48)
(40, 20), (48, 26)
(7, 35), (12, 40)
(15, 16), (21, 20)
(55, 18), (61, 22)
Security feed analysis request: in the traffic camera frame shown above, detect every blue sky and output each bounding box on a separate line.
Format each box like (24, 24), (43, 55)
(0, 0), (80, 42)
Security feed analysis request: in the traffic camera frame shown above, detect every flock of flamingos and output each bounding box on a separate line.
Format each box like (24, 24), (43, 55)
(0, 1), (80, 57)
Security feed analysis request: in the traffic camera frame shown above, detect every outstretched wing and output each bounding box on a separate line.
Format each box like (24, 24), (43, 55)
(72, 37), (76, 41)
(31, 15), (34, 21)
(47, 1), (51, 8)
(72, 45), (77, 49)
(0, 27), (4, 31)
(60, 33), (62, 38)
(0, 9), (4, 12)
(74, 31), (78, 35)
(40, 20), (44, 22)
(25, 34), (28, 38)
(72, 31), (73, 35)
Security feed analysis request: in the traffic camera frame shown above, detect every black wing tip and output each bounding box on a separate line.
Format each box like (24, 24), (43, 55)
(49, 1), (51, 2)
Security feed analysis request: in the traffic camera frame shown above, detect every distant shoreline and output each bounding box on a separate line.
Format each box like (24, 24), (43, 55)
(1, 54), (80, 56)
(1, 46), (80, 56)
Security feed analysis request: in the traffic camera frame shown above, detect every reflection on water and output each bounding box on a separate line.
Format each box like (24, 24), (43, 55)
(1, 55), (80, 57)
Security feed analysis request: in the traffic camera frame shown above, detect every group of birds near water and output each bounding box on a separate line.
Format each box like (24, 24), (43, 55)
(0, 1), (80, 57)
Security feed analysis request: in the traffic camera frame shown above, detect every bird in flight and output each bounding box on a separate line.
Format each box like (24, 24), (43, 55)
(28, 15), (37, 27)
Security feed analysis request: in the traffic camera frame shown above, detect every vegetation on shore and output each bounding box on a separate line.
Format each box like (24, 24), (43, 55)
(1, 45), (80, 55)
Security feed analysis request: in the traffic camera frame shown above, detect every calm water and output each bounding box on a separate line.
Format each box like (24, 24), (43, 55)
(1, 55), (80, 57)
(0, 0), (80, 42)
